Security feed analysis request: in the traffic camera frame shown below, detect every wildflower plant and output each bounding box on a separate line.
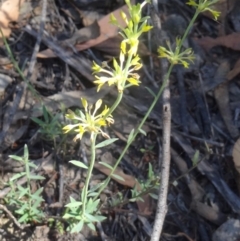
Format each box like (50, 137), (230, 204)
(62, 0), (221, 234)
(62, 0), (152, 233)
(4, 145), (45, 224)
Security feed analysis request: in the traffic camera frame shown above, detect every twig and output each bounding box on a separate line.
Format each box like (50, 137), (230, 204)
(150, 5), (171, 241)
(0, 204), (30, 230)
(26, 0), (47, 81)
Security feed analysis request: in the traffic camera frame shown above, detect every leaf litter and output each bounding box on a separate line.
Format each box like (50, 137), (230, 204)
(1, 0), (240, 240)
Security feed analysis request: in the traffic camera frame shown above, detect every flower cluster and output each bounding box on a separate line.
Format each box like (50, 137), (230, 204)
(187, 0), (220, 20)
(93, 54), (142, 92)
(111, 0), (152, 56)
(93, 0), (152, 92)
(158, 37), (195, 68)
(63, 98), (114, 140)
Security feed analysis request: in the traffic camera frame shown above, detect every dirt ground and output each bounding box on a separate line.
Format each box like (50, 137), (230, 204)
(0, 0), (240, 240)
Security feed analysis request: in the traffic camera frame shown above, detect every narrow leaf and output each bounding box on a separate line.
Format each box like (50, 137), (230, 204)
(99, 162), (113, 170)
(149, 193), (158, 200)
(127, 129), (135, 144)
(145, 87), (156, 97)
(95, 138), (118, 149)
(69, 160), (88, 169)
(139, 128), (146, 136)
(71, 220), (84, 233)
(111, 173), (125, 182)
(29, 175), (45, 180)
(192, 150), (199, 166)
(9, 155), (23, 162)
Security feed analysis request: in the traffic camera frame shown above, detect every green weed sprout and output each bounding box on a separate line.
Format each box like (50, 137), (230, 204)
(5, 145), (45, 224)
(32, 105), (63, 148)
(62, 0), (152, 233)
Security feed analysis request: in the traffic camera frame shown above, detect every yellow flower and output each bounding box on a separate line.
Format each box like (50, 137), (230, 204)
(63, 98), (114, 140)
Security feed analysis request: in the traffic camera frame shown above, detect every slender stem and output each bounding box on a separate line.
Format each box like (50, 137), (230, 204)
(0, 28), (40, 99)
(177, 10), (200, 54)
(106, 92), (123, 118)
(82, 134), (97, 215)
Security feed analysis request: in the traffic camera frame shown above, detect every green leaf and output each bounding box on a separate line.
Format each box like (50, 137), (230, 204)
(192, 150), (199, 166)
(32, 187), (44, 198)
(127, 129), (135, 144)
(29, 175), (45, 180)
(95, 138), (118, 149)
(18, 213), (29, 223)
(87, 222), (96, 231)
(139, 128), (146, 136)
(23, 144), (29, 160)
(149, 193), (158, 200)
(17, 186), (28, 198)
(31, 117), (46, 126)
(87, 192), (98, 197)
(10, 172), (25, 181)
(9, 155), (23, 162)
(63, 213), (76, 219)
(111, 173), (125, 182)
(69, 160), (88, 169)
(85, 213), (99, 222)
(28, 162), (38, 168)
(42, 105), (49, 123)
(71, 220), (84, 233)
(86, 199), (99, 213)
(65, 201), (82, 208)
(99, 162), (113, 170)
(94, 215), (106, 222)
(145, 86), (156, 98)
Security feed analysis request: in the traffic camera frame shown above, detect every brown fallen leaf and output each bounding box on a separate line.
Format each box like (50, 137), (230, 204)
(37, 3), (130, 58)
(232, 138), (240, 194)
(0, 0), (25, 39)
(227, 58), (240, 80)
(191, 201), (227, 225)
(66, 0), (104, 26)
(62, 20), (100, 46)
(214, 61), (239, 139)
(94, 152), (151, 214)
(95, 35), (151, 57)
(195, 33), (240, 51)
(214, 82), (239, 139)
(232, 138), (240, 174)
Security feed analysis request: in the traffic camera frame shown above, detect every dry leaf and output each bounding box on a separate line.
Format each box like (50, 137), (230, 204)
(62, 20), (100, 45)
(214, 82), (239, 138)
(0, 0), (25, 39)
(227, 58), (240, 80)
(37, 3), (130, 58)
(213, 61), (239, 138)
(191, 201), (227, 225)
(195, 33), (240, 51)
(232, 138), (240, 174)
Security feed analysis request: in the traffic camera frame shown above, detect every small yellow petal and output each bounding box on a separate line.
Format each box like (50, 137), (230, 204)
(81, 98), (88, 111)
(95, 99), (102, 112)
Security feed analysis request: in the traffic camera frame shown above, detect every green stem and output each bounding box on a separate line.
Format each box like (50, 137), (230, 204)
(105, 53), (133, 117)
(0, 28), (40, 100)
(177, 10), (200, 54)
(82, 134), (97, 215)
